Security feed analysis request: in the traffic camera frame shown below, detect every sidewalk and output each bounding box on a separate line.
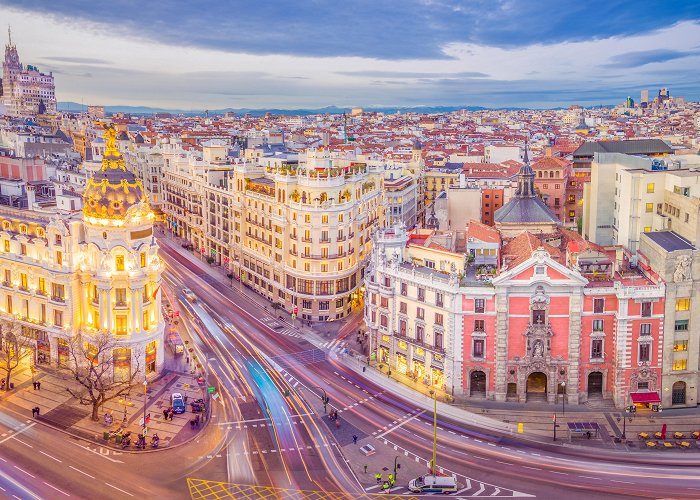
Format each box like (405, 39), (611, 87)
(1, 362), (207, 450)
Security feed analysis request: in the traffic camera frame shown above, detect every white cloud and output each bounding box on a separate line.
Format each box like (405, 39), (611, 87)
(4, 9), (699, 108)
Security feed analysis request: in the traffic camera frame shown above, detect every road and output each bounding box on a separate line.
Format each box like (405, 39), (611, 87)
(1, 233), (698, 500)
(158, 236), (700, 499)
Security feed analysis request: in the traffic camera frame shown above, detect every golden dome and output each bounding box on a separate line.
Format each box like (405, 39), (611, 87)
(82, 124), (148, 220)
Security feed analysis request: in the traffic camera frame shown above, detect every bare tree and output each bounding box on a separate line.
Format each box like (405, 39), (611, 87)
(65, 332), (142, 421)
(0, 317), (34, 391)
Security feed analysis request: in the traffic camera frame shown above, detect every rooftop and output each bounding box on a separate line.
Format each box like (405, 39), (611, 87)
(644, 231), (696, 252)
(573, 139), (673, 158)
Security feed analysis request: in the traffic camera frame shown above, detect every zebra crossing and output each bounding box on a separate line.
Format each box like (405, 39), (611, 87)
(258, 316), (301, 338)
(362, 482), (530, 497)
(320, 338), (349, 354)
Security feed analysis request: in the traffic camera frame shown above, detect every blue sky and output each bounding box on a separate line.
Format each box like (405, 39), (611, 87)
(3, 1), (700, 109)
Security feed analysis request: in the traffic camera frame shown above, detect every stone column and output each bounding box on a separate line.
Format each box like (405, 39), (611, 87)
(494, 288), (509, 401)
(566, 291), (583, 404)
(99, 287), (107, 332)
(105, 288), (112, 334)
(130, 287), (139, 334)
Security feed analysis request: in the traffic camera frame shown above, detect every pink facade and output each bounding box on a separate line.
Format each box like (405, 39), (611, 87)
(0, 157), (46, 181)
(462, 249), (665, 407)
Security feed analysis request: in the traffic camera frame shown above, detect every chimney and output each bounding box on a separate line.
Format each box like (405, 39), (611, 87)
(27, 184), (36, 210)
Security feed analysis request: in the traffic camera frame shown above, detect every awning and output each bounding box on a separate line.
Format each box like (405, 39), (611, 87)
(630, 391), (661, 404)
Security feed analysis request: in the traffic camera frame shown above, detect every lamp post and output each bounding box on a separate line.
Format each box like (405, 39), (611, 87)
(142, 379), (148, 433)
(429, 389), (437, 476)
(317, 387), (330, 414)
(561, 381), (566, 416)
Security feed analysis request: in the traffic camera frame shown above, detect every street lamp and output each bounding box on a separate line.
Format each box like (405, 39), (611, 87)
(316, 387), (330, 414)
(429, 389), (438, 476)
(142, 379), (148, 433)
(560, 381), (566, 416)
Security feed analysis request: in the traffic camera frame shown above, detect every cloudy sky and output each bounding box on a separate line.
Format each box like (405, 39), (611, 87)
(2, 1), (700, 110)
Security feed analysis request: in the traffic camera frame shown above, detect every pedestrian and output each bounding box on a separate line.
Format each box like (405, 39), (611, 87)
(190, 419), (195, 430)
(186, 356), (190, 364)
(352, 434), (358, 444)
(163, 408), (168, 420)
(169, 409), (174, 421)
(390, 478), (395, 487)
(195, 414), (200, 427)
(363, 464), (368, 474)
(32, 381), (37, 390)
(184, 394), (188, 404)
(382, 481), (390, 491)
(388, 473), (393, 484)
(375, 473), (382, 484)
(31, 407), (36, 418)
(36, 381), (41, 390)
(335, 419), (340, 429)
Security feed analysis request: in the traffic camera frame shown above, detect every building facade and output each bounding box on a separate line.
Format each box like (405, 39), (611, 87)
(0, 126), (164, 379)
(2, 33), (56, 117)
(163, 146), (384, 321)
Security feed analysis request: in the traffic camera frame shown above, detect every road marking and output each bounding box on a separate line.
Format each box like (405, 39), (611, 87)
(68, 466), (95, 479)
(43, 482), (70, 496)
(105, 482), (134, 497)
(579, 476), (601, 481)
(376, 410), (426, 438)
(472, 484), (485, 496)
(69, 441), (123, 463)
(0, 422), (35, 445)
(13, 466), (35, 478)
(39, 451), (61, 462)
(550, 471), (568, 475)
(522, 466), (540, 471)
(610, 480), (633, 484)
(11, 437), (33, 448)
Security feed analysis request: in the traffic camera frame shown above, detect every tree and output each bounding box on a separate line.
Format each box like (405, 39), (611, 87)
(65, 332), (142, 421)
(0, 317), (34, 391)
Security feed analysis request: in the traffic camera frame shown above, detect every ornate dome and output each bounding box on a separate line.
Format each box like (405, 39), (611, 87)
(83, 125), (148, 220)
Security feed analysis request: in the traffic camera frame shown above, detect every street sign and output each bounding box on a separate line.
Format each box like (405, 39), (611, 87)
(139, 413), (151, 426)
(207, 386), (217, 394)
(143, 426), (148, 436)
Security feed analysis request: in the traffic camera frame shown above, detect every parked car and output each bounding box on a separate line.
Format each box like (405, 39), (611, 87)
(171, 393), (186, 414)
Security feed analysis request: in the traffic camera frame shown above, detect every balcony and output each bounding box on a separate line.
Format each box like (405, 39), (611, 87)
(50, 296), (65, 304)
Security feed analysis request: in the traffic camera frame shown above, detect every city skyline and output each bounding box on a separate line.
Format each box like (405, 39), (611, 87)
(3, 1), (700, 110)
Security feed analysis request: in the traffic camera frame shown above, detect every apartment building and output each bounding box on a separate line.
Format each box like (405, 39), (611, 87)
(163, 147), (384, 321)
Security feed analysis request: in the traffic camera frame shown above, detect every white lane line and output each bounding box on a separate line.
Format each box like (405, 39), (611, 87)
(579, 476), (601, 481)
(11, 438), (33, 448)
(522, 466), (541, 471)
(376, 410), (426, 438)
(13, 466), (35, 478)
(105, 482), (134, 497)
(39, 450), (61, 462)
(610, 480), (634, 484)
(550, 471), (568, 475)
(43, 482), (70, 497)
(69, 466), (95, 479)
(0, 422), (35, 445)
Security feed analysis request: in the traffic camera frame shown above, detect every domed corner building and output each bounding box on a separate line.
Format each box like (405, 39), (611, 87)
(78, 125), (165, 380)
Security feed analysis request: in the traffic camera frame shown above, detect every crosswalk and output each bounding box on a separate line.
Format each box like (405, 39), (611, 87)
(258, 317), (300, 338)
(320, 339), (348, 354)
(363, 481), (532, 497)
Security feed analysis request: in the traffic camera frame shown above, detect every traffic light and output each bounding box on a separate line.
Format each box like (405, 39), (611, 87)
(321, 394), (330, 413)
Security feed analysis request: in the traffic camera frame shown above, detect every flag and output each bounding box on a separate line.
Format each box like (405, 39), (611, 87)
(152, 285), (160, 300)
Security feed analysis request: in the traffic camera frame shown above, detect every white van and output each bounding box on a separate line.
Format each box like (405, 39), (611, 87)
(408, 474), (458, 493)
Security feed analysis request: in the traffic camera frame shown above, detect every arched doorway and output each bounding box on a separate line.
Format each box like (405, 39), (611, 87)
(672, 381), (687, 405)
(588, 372), (603, 397)
(526, 372), (547, 401)
(470, 371), (486, 397)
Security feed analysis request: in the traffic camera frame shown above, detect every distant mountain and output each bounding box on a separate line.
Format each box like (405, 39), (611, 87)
(58, 102), (489, 117)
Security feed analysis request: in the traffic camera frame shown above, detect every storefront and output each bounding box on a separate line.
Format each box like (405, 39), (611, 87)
(145, 341), (157, 374)
(630, 391), (661, 410)
(431, 364), (445, 389)
(57, 338), (69, 367)
(396, 353), (408, 375)
(35, 330), (51, 364)
(113, 348), (132, 382)
(413, 359), (426, 383)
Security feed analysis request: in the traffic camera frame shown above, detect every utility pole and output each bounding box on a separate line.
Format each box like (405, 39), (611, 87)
(394, 455), (401, 488)
(429, 390), (437, 475)
(552, 413), (557, 441)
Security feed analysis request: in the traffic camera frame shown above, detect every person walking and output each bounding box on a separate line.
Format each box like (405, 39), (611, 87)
(375, 473), (382, 484)
(36, 381), (41, 390)
(388, 473), (393, 485)
(352, 434), (358, 444)
(163, 408), (168, 420)
(32, 381), (37, 390)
